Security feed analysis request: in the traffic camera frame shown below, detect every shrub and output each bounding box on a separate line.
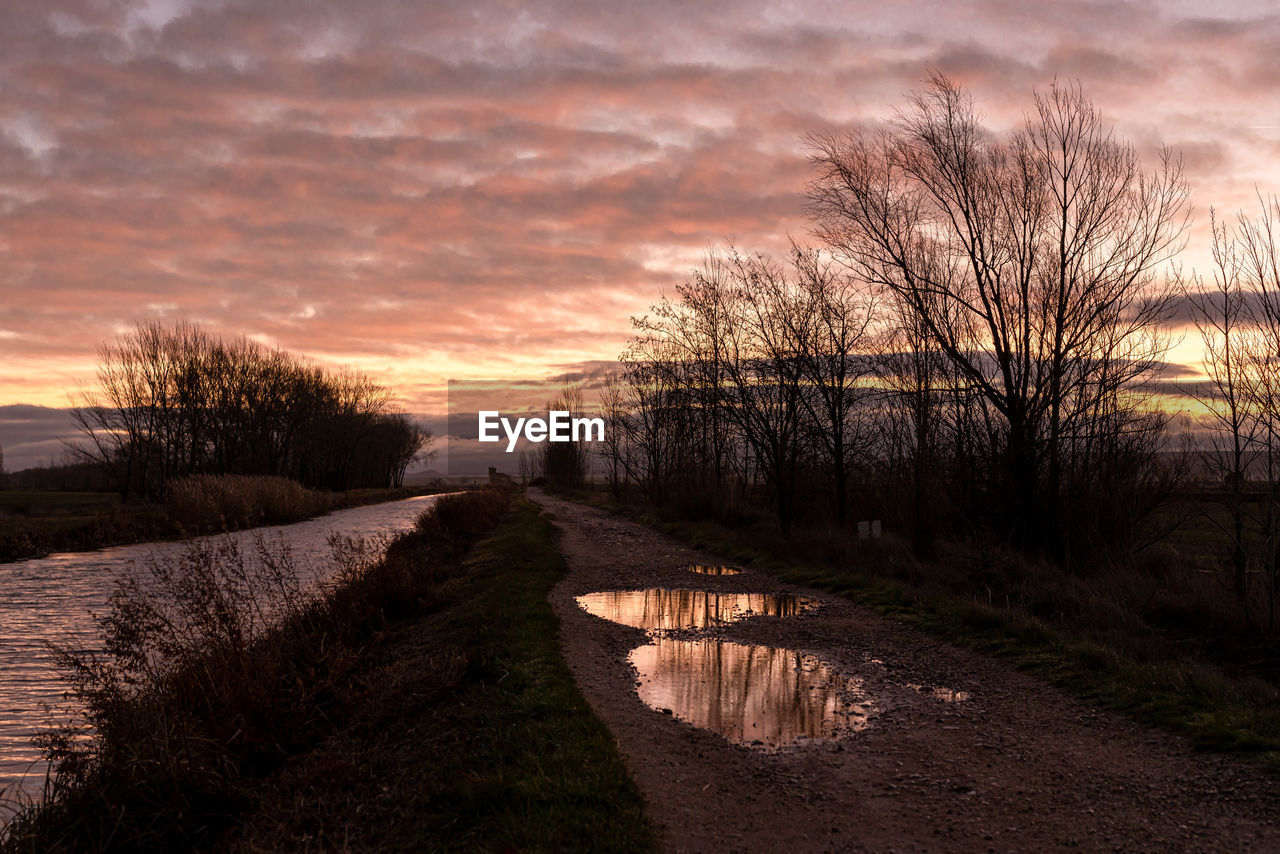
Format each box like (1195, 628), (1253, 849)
(1, 489), (510, 852)
(164, 474), (332, 532)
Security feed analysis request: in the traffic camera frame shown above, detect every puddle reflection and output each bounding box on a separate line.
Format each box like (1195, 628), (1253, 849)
(631, 638), (873, 749)
(575, 587), (879, 750)
(575, 589), (816, 632)
(905, 683), (970, 702)
(686, 564), (740, 576)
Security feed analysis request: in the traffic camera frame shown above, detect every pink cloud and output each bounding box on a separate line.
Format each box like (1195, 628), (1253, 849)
(1, 0), (1277, 409)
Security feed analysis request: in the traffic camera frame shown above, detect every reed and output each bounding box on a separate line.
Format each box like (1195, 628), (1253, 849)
(163, 474), (332, 532)
(0, 489), (510, 853)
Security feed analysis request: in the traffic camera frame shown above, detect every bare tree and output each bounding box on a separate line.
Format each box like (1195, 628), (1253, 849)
(624, 246), (878, 531)
(67, 321), (425, 498)
(615, 337), (687, 506)
(788, 245), (878, 526)
(597, 370), (632, 500)
(1235, 195), (1280, 626)
(539, 383), (592, 489)
(1183, 211), (1259, 602)
(718, 250), (809, 531)
(809, 74), (1189, 555)
(877, 291), (952, 554)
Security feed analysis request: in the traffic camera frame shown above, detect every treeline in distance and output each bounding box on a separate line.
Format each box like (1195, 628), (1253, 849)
(69, 321), (430, 499)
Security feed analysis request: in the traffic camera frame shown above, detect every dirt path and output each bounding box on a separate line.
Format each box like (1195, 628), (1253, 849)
(531, 491), (1280, 853)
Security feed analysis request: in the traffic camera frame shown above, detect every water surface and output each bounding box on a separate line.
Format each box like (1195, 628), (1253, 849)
(686, 564), (740, 576)
(576, 585), (878, 750)
(631, 638), (872, 748)
(575, 588), (816, 632)
(0, 494), (441, 808)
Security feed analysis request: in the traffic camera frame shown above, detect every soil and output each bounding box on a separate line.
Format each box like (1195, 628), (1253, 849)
(531, 490), (1280, 854)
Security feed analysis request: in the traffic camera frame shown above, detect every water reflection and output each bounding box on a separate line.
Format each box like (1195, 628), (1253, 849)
(575, 589), (816, 631)
(631, 638), (873, 748)
(0, 494), (441, 810)
(576, 587), (875, 749)
(686, 564), (740, 576)
(904, 683), (970, 702)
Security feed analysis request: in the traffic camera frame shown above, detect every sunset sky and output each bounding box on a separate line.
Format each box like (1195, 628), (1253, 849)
(2, 0), (1279, 468)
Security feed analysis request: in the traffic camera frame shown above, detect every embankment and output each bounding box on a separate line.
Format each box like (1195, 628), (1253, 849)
(1, 490), (653, 853)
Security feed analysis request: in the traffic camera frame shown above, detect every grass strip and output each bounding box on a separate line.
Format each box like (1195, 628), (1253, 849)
(230, 495), (656, 852)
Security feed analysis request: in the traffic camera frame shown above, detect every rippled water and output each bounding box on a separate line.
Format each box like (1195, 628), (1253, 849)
(0, 494), (442, 809)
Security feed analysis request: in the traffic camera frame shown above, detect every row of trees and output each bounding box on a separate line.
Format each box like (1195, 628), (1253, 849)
(601, 247), (877, 532)
(70, 321), (429, 499)
(596, 75), (1191, 565)
(5, 460), (118, 491)
(1185, 198), (1280, 623)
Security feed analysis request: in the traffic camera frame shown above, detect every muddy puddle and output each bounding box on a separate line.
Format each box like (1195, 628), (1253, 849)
(631, 638), (872, 748)
(574, 588), (816, 632)
(905, 683), (970, 702)
(686, 564), (740, 576)
(576, 586), (873, 750)
(577, 587), (971, 749)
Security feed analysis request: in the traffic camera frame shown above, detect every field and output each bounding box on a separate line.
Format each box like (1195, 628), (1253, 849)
(0, 490), (120, 518)
(0, 491), (160, 562)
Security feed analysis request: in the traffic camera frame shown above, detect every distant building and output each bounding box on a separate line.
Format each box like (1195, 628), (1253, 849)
(488, 466), (513, 486)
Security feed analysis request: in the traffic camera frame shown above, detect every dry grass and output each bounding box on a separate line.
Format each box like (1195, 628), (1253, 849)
(164, 474), (333, 532)
(0, 489), (511, 852)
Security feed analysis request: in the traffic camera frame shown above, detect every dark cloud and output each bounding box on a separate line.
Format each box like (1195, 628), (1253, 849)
(1152, 290), (1280, 329)
(0, 405), (78, 471)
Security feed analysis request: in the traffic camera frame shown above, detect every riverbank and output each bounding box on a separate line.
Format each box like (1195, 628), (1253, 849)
(1, 491), (654, 852)
(229, 495), (654, 852)
(0, 483), (450, 564)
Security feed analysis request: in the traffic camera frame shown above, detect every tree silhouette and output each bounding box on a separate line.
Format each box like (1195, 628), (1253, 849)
(808, 74), (1189, 555)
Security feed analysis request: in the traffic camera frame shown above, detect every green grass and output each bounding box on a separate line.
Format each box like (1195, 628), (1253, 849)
(392, 497), (654, 851)
(228, 496), (656, 852)
(570, 491), (1280, 770)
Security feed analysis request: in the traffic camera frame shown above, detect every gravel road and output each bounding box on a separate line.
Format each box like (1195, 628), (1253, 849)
(532, 490), (1280, 853)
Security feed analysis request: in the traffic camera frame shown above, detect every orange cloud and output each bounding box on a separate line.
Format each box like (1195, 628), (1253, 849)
(2, 0), (1278, 412)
